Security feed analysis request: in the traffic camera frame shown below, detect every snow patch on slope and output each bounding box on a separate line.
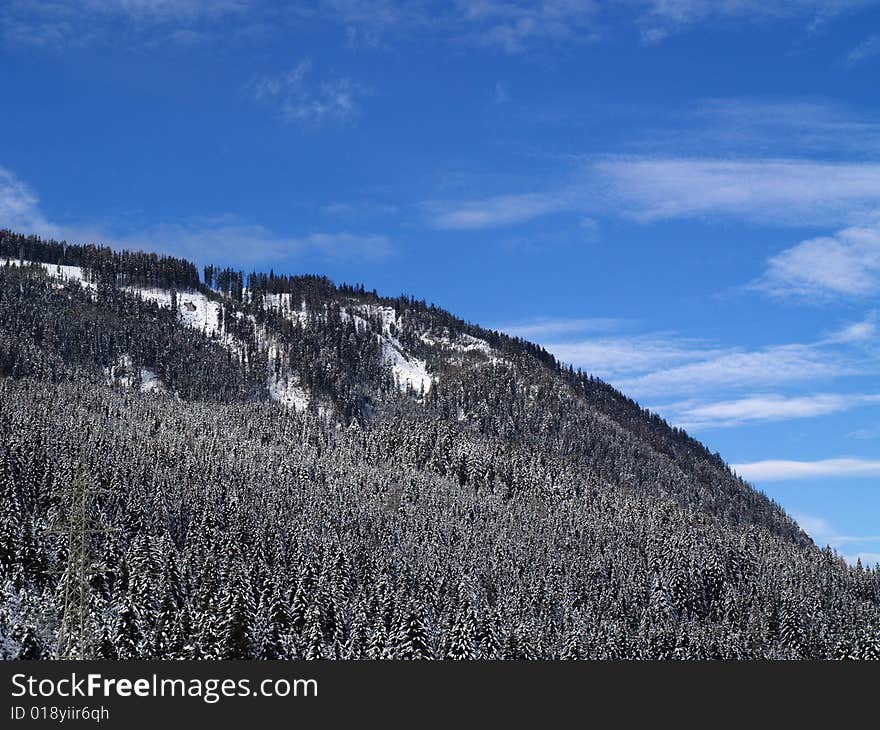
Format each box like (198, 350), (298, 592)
(133, 288), (315, 410)
(104, 355), (166, 394)
(5, 262), (317, 410)
(263, 292), (309, 324)
(1, 258), (96, 290)
(354, 304), (433, 394)
(265, 342), (310, 411)
(267, 373), (309, 411)
(139, 367), (165, 393)
(382, 340), (432, 394)
(14, 260), (443, 407)
(420, 330), (495, 358)
(128, 287), (226, 338)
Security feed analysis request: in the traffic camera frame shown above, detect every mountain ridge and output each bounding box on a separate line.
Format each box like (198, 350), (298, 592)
(1, 227), (877, 660)
(0, 228), (803, 544)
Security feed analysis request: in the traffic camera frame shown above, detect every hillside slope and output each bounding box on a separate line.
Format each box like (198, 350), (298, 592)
(1, 229), (878, 660)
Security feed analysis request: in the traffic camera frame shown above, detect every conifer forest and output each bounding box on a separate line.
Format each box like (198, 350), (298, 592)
(1, 229), (878, 661)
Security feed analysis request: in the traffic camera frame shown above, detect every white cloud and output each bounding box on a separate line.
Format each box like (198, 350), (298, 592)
(505, 310), (875, 401)
(658, 392), (880, 429)
(732, 457), (880, 481)
(592, 157), (880, 226)
(250, 59), (361, 126)
(824, 314), (878, 343)
(83, 0), (247, 21)
(757, 224), (880, 298)
(847, 552), (880, 566)
(797, 516), (880, 548)
(460, 0), (601, 52)
(846, 33), (880, 66)
(415, 98), (880, 242)
(317, 1), (874, 51)
(685, 98), (880, 157)
(424, 192), (570, 230)
(135, 221), (390, 264)
(7, 1), (877, 51)
(614, 343), (858, 397)
(1, 0), (251, 47)
(0, 166), (389, 264)
(320, 201), (398, 216)
(630, 0), (873, 41)
(316, 1), (602, 52)
(0, 168), (58, 238)
(426, 153), (880, 233)
(793, 513), (880, 565)
(546, 334), (725, 379)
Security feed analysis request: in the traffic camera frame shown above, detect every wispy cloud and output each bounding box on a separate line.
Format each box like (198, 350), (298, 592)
(84, 0), (247, 21)
(824, 314), (879, 344)
(499, 317), (626, 339)
(615, 342), (860, 397)
(423, 112), (880, 231)
(658, 392), (880, 429)
(546, 334), (727, 379)
(733, 457), (880, 481)
(0, 167), (59, 239)
(630, 0), (873, 43)
(317, 1), (874, 51)
(320, 201), (399, 217)
(849, 552), (880, 566)
(1, 0), (252, 47)
(846, 33), (880, 66)
(794, 514), (880, 566)
(458, 0), (601, 53)
(798, 515), (851, 544)
(250, 59), (362, 126)
(6, 1), (876, 51)
(424, 192), (571, 230)
(500, 309), (877, 401)
(312, 0), (603, 53)
(683, 98), (880, 156)
(592, 157), (880, 227)
(0, 165), (390, 265)
(137, 221), (390, 264)
(755, 223), (880, 299)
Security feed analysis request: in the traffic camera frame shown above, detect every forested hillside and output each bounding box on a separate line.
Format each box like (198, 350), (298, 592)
(1, 229), (878, 660)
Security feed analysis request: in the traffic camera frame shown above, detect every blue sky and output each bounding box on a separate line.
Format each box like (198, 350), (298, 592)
(1, 1), (879, 564)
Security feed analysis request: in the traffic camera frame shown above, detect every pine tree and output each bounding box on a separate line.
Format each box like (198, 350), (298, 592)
(445, 606), (478, 660)
(113, 594), (143, 660)
(219, 580), (254, 660)
(394, 603), (433, 660)
(304, 603), (326, 661)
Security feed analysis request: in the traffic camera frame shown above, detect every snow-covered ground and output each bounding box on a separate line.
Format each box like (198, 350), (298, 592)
(133, 288), (319, 410)
(128, 287), (226, 338)
(139, 367), (164, 393)
(1, 258), (96, 290)
(381, 339), (432, 393)
(8, 259), (450, 406)
(353, 304), (433, 394)
(263, 292), (309, 324)
(104, 355), (166, 394)
(267, 372), (309, 411)
(420, 330), (495, 358)
(265, 342), (310, 411)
